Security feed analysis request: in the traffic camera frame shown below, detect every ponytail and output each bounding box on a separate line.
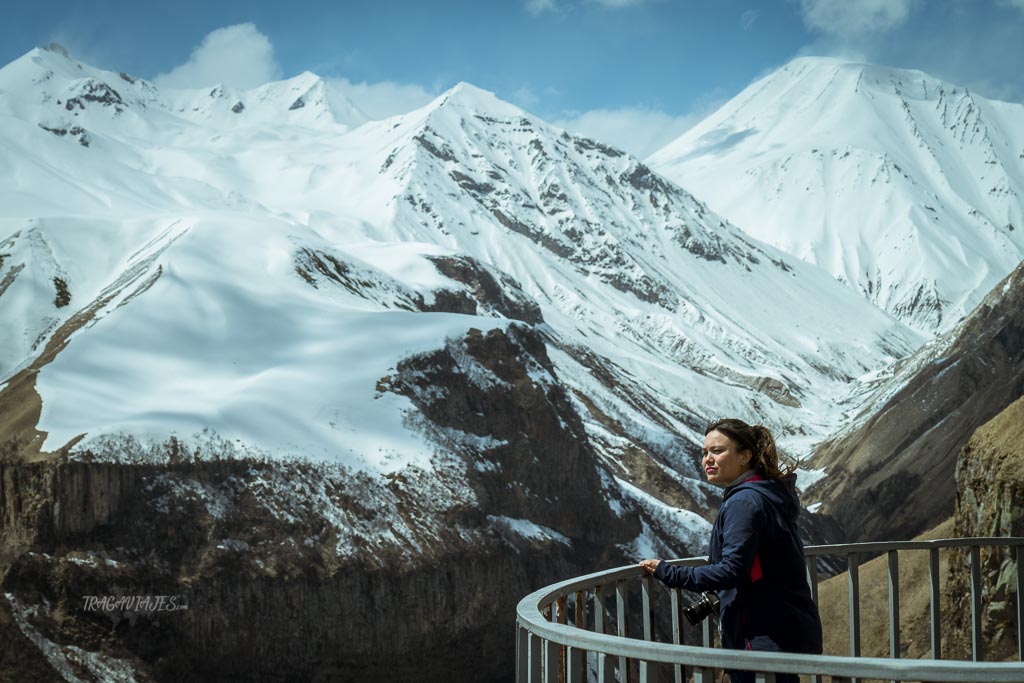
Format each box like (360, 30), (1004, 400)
(705, 419), (797, 480)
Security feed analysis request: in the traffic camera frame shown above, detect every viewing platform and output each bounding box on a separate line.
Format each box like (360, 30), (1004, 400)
(515, 537), (1024, 682)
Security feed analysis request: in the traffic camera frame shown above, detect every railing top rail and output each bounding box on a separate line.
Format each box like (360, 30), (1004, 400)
(516, 537), (1024, 682)
(804, 536), (1024, 555)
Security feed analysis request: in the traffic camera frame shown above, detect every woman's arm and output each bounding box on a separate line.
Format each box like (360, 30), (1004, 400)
(642, 496), (764, 591)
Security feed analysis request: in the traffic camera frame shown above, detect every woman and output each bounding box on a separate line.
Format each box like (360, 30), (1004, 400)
(640, 418), (822, 683)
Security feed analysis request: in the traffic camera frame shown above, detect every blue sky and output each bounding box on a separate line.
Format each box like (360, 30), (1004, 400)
(4, 0), (1024, 157)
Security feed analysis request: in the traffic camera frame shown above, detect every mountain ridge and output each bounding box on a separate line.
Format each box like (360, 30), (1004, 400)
(650, 55), (1024, 335)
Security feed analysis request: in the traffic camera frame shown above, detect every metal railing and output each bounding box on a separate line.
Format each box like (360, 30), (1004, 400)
(515, 537), (1024, 682)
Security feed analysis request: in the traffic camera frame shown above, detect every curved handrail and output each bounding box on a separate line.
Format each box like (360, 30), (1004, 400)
(802, 536), (1024, 555)
(515, 537), (1024, 682)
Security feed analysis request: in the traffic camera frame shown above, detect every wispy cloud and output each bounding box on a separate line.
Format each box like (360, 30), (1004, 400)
(527, 0), (655, 14)
(589, 0), (654, 7)
(327, 78), (437, 120)
(740, 10), (760, 31)
(525, 0), (561, 15)
(154, 23), (281, 90)
(793, 2), (1024, 105)
(153, 23), (437, 118)
(512, 86), (540, 109)
(554, 106), (706, 159)
(798, 0), (915, 36)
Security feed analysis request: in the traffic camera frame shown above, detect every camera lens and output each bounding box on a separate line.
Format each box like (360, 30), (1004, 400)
(682, 592), (719, 626)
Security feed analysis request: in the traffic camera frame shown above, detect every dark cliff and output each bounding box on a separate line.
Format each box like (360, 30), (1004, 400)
(0, 325), (646, 682)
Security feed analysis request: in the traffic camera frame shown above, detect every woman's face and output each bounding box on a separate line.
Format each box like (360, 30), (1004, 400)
(702, 430), (751, 485)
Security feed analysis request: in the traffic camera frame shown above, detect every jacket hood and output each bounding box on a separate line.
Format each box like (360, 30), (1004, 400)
(725, 474), (801, 524)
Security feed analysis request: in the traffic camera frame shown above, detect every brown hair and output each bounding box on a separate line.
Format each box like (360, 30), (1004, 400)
(705, 418), (796, 480)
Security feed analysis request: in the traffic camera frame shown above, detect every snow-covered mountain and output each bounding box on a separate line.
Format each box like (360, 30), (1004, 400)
(650, 56), (1024, 335)
(0, 46), (919, 475)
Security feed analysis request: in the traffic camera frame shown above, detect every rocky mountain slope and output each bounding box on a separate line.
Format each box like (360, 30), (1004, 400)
(651, 56), (1024, 335)
(805, 260), (1024, 542)
(0, 326), (641, 682)
(946, 395), (1024, 661)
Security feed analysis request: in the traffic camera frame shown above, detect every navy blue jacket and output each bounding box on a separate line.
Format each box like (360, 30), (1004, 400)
(654, 476), (822, 655)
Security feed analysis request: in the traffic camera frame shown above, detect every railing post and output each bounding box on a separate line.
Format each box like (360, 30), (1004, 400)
(556, 596), (568, 682)
(594, 585), (613, 683)
(517, 623), (528, 683)
(970, 544), (984, 662)
(754, 673), (776, 683)
(566, 646), (583, 683)
(849, 553), (861, 657)
(573, 591), (586, 683)
(616, 579), (629, 683)
(1017, 544), (1024, 662)
(544, 637), (559, 683)
(670, 589), (683, 683)
(930, 546), (942, 659)
(888, 550), (901, 660)
(640, 575), (653, 683)
(693, 612), (714, 683)
(887, 549), (901, 683)
(528, 632), (543, 683)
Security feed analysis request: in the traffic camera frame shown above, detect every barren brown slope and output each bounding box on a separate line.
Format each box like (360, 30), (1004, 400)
(806, 260), (1024, 542)
(817, 517), (954, 659)
(0, 263), (163, 463)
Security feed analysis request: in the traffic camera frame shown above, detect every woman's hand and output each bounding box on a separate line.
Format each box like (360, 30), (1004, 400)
(639, 559), (661, 575)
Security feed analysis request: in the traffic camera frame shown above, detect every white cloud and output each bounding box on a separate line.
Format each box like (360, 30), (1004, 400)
(741, 9), (760, 30)
(998, 0), (1024, 11)
(590, 0), (652, 7)
(528, 0), (655, 13)
(799, 0), (914, 36)
(154, 23), (281, 90)
(794, 40), (868, 63)
(328, 77), (437, 120)
(512, 86), (540, 109)
(554, 107), (703, 159)
(525, 0), (560, 14)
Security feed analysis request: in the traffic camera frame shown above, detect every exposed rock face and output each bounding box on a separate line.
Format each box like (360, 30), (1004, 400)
(945, 395), (1024, 661)
(426, 255), (543, 324)
(292, 247), (542, 324)
(807, 261), (1024, 542)
(0, 325), (644, 682)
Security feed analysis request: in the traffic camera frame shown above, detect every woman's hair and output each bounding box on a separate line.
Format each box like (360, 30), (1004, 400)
(705, 418), (796, 480)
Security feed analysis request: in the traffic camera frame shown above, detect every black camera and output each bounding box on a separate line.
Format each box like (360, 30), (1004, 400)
(682, 591), (720, 625)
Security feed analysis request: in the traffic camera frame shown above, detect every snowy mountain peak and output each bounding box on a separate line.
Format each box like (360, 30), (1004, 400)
(0, 45), (368, 132)
(650, 57), (1024, 335)
(421, 81), (525, 121)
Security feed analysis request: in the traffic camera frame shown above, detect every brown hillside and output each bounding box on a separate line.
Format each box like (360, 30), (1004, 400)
(816, 518), (955, 661)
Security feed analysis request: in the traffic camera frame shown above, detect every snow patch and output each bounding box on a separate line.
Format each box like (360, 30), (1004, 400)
(4, 592), (144, 682)
(487, 515), (571, 546)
